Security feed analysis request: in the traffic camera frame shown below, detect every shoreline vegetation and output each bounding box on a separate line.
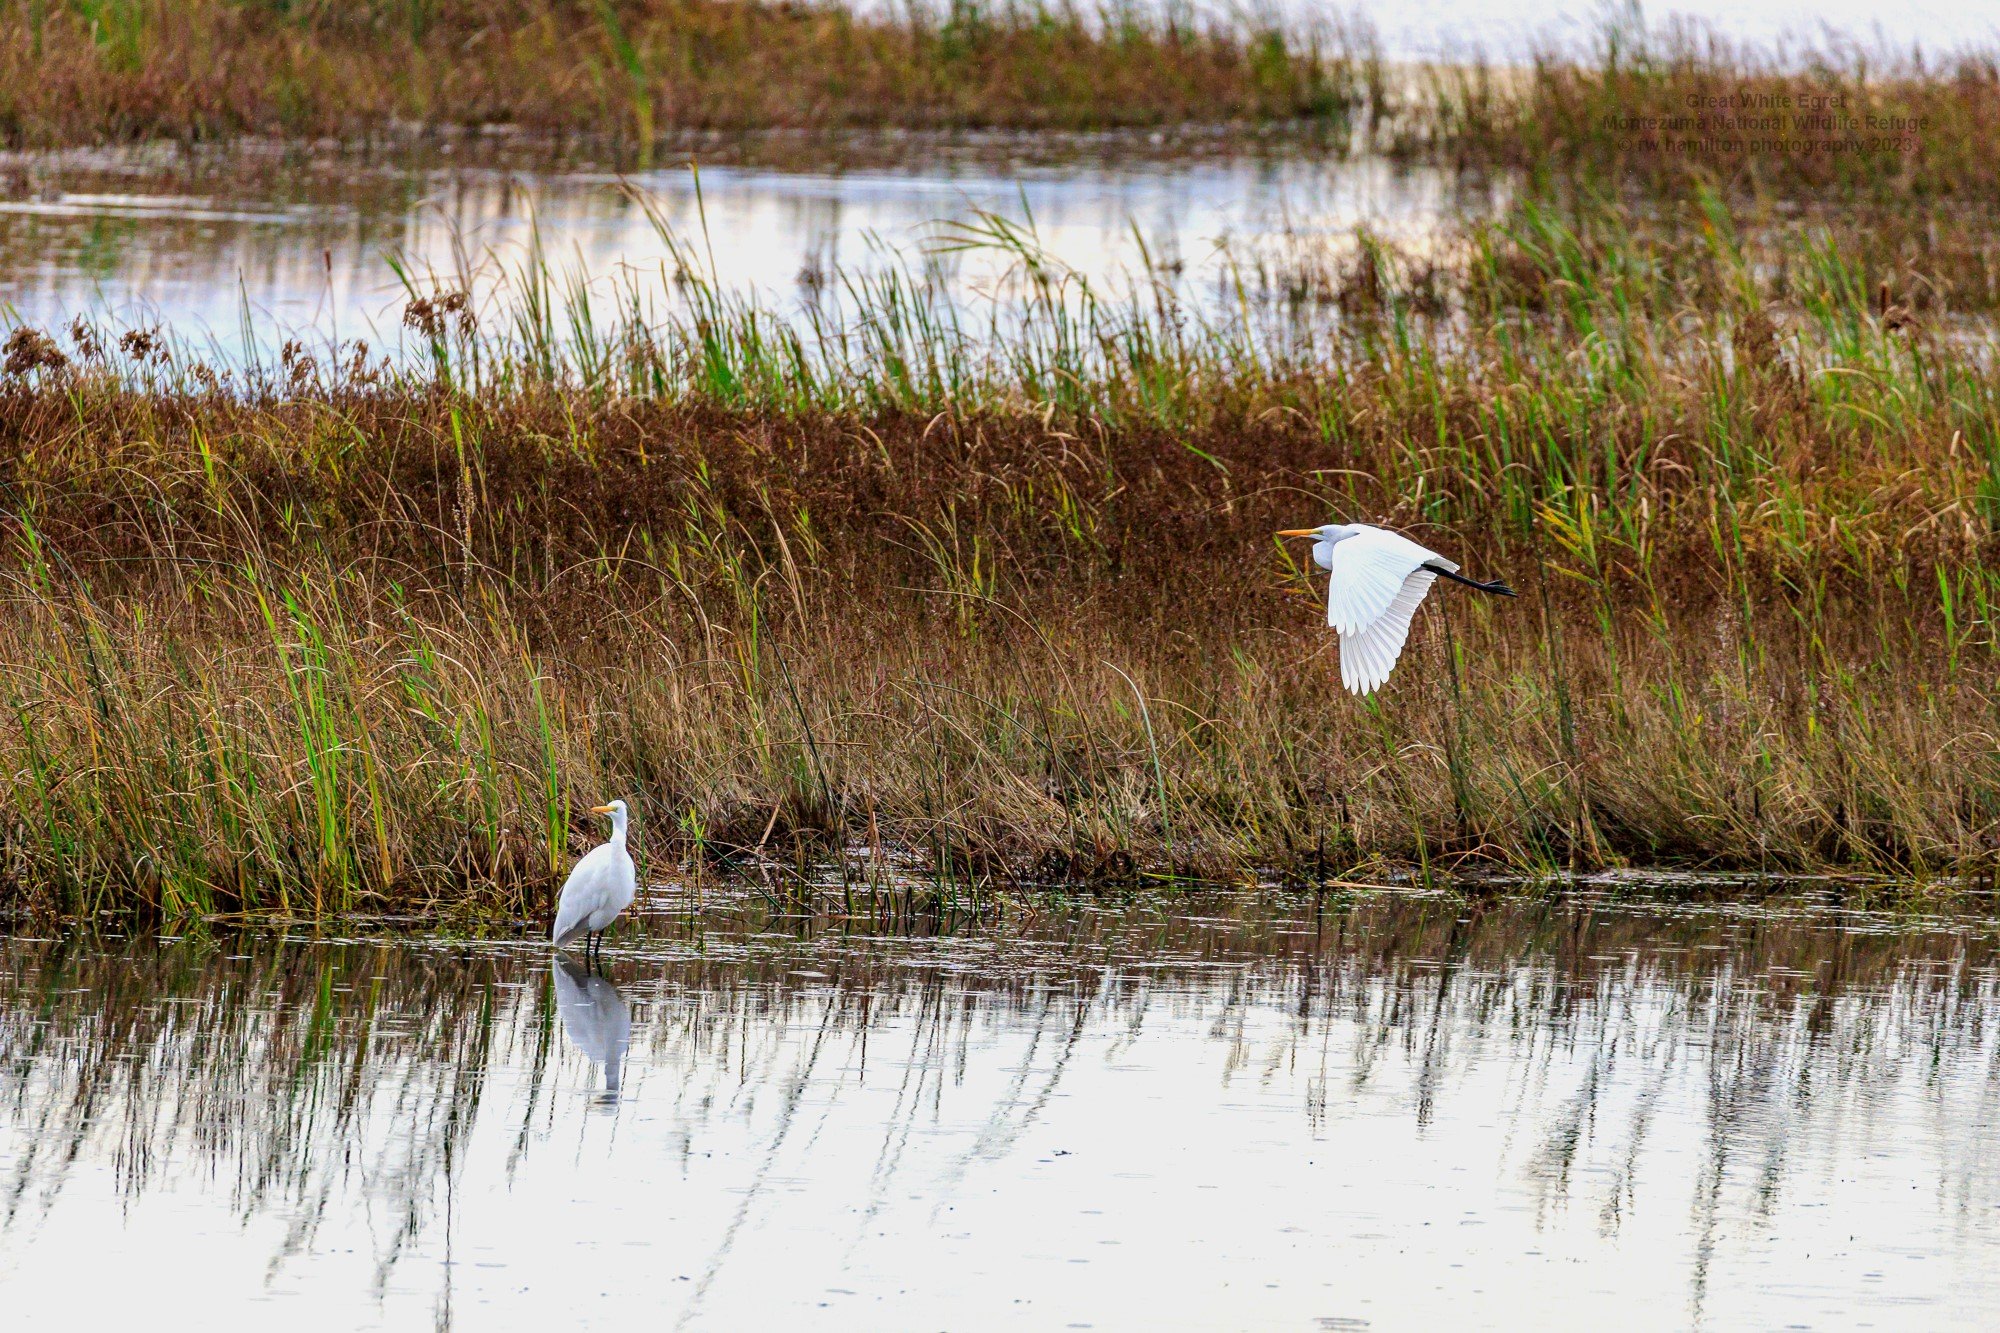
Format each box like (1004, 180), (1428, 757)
(5, 0), (1367, 151)
(1, 2), (1996, 194)
(2, 10), (1999, 921)
(2, 176), (1998, 923)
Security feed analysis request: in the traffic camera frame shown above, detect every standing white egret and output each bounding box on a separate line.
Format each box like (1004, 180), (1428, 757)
(1278, 523), (1516, 695)
(551, 800), (637, 959)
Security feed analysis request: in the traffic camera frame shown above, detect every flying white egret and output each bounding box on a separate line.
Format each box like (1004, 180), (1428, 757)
(551, 799), (636, 959)
(553, 957), (631, 1104)
(1278, 523), (1516, 695)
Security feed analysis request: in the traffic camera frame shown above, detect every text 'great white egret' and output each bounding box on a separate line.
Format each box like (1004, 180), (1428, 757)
(552, 800), (636, 959)
(1279, 523), (1516, 695)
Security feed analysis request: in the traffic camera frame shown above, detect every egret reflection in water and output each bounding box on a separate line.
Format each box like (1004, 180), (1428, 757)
(554, 956), (631, 1104)
(4, 887), (2000, 1327)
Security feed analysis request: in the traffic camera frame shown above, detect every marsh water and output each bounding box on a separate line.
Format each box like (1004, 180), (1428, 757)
(4, 882), (2000, 1329)
(0, 3), (1991, 366)
(0, 137), (1496, 366)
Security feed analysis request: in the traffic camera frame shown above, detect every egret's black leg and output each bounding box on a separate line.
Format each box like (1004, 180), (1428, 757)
(1423, 561), (1517, 597)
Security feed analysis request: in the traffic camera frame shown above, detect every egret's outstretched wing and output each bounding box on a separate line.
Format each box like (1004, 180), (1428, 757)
(1323, 527), (1452, 634)
(1339, 569), (1438, 695)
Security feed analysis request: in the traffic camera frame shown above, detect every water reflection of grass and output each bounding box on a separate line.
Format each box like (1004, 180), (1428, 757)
(74, 213), (133, 280)
(1, 893), (1996, 1305)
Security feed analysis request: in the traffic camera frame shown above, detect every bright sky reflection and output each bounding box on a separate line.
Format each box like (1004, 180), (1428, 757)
(3, 886), (1998, 1330)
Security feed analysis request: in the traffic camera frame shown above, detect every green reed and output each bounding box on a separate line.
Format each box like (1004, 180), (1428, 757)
(0, 176), (1997, 920)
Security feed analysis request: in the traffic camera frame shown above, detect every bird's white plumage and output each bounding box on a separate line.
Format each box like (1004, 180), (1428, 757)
(1340, 568), (1437, 695)
(1310, 524), (1456, 695)
(552, 800), (637, 945)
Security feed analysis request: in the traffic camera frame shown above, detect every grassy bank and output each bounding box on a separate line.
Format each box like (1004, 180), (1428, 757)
(1404, 31), (2000, 198)
(0, 176), (1997, 922)
(4, 4), (1998, 201)
(0, 0), (1364, 152)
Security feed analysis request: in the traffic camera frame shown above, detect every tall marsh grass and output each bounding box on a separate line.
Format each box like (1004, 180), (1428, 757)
(3, 178), (1999, 920)
(1406, 24), (2000, 197)
(0, 0), (1368, 151)
(6, 2), (2000, 211)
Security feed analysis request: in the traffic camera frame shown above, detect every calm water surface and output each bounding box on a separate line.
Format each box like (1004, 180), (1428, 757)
(1, 3), (1992, 365)
(3, 884), (2000, 1329)
(0, 143), (1486, 364)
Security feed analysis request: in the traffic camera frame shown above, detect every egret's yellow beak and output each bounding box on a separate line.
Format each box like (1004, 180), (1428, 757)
(1276, 528), (1320, 537)
(590, 804), (616, 814)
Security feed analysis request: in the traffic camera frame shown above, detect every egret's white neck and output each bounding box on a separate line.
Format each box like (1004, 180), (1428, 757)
(606, 807), (629, 843)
